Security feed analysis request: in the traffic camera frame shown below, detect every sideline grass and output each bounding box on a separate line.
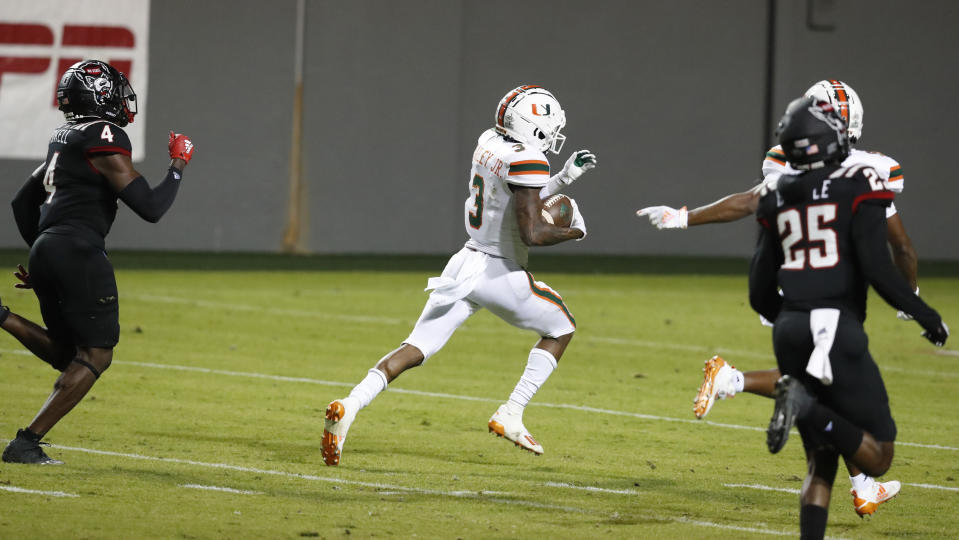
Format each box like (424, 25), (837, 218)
(1, 252), (957, 538)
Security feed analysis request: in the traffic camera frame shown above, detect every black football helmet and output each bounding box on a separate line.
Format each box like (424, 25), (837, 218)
(776, 96), (849, 170)
(56, 60), (137, 126)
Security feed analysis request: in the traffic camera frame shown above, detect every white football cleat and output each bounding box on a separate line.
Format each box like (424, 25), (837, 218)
(693, 355), (737, 419)
(488, 404), (543, 455)
(851, 479), (901, 517)
(322, 396), (359, 466)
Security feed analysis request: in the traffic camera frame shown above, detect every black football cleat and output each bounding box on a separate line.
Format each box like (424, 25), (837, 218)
(2, 429), (63, 465)
(767, 375), (814, 454)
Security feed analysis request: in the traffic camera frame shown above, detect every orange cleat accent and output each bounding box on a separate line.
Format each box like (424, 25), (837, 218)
(326, 400), (345, 422)
(693, 355), (734, 419)
(321, 398), (357, 466)
(487, 405), (543, 455)
(321, 430), (341, 466)
(851, 480), (901, 517)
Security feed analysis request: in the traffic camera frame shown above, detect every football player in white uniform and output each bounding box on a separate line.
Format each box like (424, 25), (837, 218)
(638, 80), (907, 516)
(321, 85), (597, 466)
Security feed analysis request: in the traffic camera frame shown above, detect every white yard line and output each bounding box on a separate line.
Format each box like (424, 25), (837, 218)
(724, 483), (800, 494)
(45, 444), (807, 536)
(130, 294), (406, 325)
(727, 481), (959, 494)
(49, 444), (583, 513)
(4, 347), (953, 453)
(544, 481), (638, 495)
(903, 482), (959, 492)
(1, 347), (955, 452)
(672, 517), (849, 540)
(179, 484), (262, 495)
(110, 359), (959, 453)
(0, 485), (79, 498)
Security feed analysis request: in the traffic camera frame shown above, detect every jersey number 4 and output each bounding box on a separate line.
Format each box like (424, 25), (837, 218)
(778, 204), (839, 270)
(42, 151), (61, 204)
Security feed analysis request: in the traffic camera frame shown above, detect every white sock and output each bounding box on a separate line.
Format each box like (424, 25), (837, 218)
(850, 473), (871, 493)
(732, 369), (745, 393)
(348, 369), (388, 410)
(506, 348), (558, 413)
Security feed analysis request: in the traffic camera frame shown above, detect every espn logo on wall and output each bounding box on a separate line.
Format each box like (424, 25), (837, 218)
(0, 0), (150, 160)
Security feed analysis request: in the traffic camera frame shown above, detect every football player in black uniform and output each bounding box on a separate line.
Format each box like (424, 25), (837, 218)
(1, 60), (195, 464)
(749, 96), (948, 539)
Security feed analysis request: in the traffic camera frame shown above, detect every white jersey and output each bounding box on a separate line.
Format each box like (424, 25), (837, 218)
(464, 129), (551, 267)
(762, 145), (904, 218)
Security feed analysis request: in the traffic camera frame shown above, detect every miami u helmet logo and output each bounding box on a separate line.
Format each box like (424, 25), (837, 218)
(531, 103), (551, 116)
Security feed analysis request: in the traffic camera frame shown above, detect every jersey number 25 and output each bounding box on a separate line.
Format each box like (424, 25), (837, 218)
(778, 204), (839, 270)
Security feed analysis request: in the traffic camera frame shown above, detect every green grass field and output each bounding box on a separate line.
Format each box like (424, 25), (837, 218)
(1, 252), (957, 539)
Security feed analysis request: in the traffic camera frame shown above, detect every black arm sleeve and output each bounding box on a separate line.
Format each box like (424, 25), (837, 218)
(749, 222), (783, 322)
(852, 202), (941, 331)
(11, 165), (47, 247)
(117, 168), (182, 223)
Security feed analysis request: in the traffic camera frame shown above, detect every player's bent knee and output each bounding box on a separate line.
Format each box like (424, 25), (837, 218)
(74, 348), (114, 380)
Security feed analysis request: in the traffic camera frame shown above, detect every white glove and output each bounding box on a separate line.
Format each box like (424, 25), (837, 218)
(541, 150), (598, 199)
(636, 205), (688, 229)
(569, 197), (586, 240)
(559, 149), (597, 184)
(896, 287), (920, 321)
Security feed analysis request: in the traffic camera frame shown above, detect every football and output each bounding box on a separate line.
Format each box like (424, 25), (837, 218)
(541, 194), (574, 227)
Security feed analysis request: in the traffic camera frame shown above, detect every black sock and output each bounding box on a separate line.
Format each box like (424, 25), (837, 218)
(801, 402), (864, 457)
(800, 504), (828, 540)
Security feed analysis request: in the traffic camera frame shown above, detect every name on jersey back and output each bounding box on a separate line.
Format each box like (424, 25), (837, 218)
(473, 145), (505, 177)
(51, 127), (73, 145)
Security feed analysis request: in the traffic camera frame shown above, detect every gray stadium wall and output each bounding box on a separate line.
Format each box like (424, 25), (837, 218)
(1, 0), (956, 259)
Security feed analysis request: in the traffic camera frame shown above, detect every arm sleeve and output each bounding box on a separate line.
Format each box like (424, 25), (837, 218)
(539, 174), (567, 199)
(852, 201), (941, 330)
(11, 163), (47, 247)
(117, 168), (182, 223)
(761, 146), (787, 179)
(748, 218), (783, 322)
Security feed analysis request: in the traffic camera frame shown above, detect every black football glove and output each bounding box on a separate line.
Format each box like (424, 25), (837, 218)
(921, 320), (949, 347)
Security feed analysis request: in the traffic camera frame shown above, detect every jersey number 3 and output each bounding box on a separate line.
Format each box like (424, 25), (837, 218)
(468, 174), (484, 229)
(778, 204), (839, 270)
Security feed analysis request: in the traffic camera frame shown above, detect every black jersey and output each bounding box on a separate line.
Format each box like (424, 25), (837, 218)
(37, 118), (132, 247)
(750, 164), (938, 327)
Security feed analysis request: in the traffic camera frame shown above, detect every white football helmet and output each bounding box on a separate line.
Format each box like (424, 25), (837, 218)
(804, 79), (863, 143)
(494, 85), (566, 154)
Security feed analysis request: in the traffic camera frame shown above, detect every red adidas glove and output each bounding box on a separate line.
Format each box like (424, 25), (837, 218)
(168, 131), (195, 163)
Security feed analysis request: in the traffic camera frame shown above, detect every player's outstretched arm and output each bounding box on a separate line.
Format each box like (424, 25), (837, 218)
(540, 150), (597, 199)
(687, 188), (762, 226)
(853, 203), (947, 345)
(10, 162), (47, 247)
(636, 187), (760, 229)
(886, 213), (918, 290)
(513, 186), (584, 246)
(92, 132), (194, 223)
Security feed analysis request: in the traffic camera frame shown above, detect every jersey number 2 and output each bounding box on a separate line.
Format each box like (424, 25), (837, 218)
(468, 174), (484, 229)
(778, 204), (839, 270)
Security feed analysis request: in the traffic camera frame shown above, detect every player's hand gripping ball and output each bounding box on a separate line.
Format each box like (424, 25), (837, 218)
(541, 194), (574, 227)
